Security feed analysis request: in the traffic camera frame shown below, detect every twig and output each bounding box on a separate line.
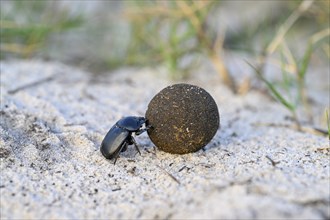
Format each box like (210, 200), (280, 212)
(144, 148), (157, 156)
(252, 122), (328, 136)
(313, 127), (329, 136)
(8, 76), (55, 94)
(265, 155), (280, 167)
(178, 165), (187, 172)
(157, 165), (180, 185)
(316, 147), (330, 151)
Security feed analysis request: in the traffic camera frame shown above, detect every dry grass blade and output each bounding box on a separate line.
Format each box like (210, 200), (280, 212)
(124, 1), (211, 20)
(326, 110), (330, 140)
(177, 1), (235, 90)
(176, 1), (201, 30)
(281, 40), (297, 74)
(310, 28), (330, 44)
(267, 0), (314, 54)
(0, 43), (41, 57)
(299, 28), (330, 78)
(124, 5), (179, 19)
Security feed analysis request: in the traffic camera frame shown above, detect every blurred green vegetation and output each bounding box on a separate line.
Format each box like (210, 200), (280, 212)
(0, 0), (83, 58)
(123, 1), (225, 79)
(0, 0), (329, 82)
(0, 0), (329, 131)
(248, 0), (329, 130)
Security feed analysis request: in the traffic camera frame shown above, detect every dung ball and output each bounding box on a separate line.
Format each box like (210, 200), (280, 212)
(145, 83), (220, 154)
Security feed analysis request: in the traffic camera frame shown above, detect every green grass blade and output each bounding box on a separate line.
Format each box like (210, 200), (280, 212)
(298, 42), (313, 79)
(245, 60), (295, 111)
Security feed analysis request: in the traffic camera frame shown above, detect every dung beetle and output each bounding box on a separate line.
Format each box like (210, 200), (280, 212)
(100, 116), (149, 164)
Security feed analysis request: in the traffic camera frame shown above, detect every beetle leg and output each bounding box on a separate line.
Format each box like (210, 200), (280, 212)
(121, 143), (128, 152)
(113, 142), (128, 165)
(135, 129), (145, 136)
(130, 136), (141, 156)
(113, 156), (119, 165)
(135, 125), (152, 135)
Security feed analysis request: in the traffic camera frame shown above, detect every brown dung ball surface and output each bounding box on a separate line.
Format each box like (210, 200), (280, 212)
(146, 83), (220, 154)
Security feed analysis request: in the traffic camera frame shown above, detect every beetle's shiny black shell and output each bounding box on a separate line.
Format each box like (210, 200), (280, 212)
(117, 116), (145, 131)
(100, 116), (146, 160)
(100, 125), (129, 159)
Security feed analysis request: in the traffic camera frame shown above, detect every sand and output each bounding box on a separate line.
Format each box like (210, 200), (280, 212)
(0, 60), (329, 219)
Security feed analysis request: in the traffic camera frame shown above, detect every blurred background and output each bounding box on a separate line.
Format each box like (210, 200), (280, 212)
(1, 0), (329, 129)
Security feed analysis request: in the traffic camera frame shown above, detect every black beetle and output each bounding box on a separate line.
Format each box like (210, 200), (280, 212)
(100, 116), (148, 164)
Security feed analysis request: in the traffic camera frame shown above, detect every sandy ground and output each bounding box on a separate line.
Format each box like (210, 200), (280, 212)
(0, 60), (329, 219)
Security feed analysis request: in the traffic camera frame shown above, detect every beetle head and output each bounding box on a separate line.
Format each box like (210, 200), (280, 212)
(117, 116), (145, 131)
